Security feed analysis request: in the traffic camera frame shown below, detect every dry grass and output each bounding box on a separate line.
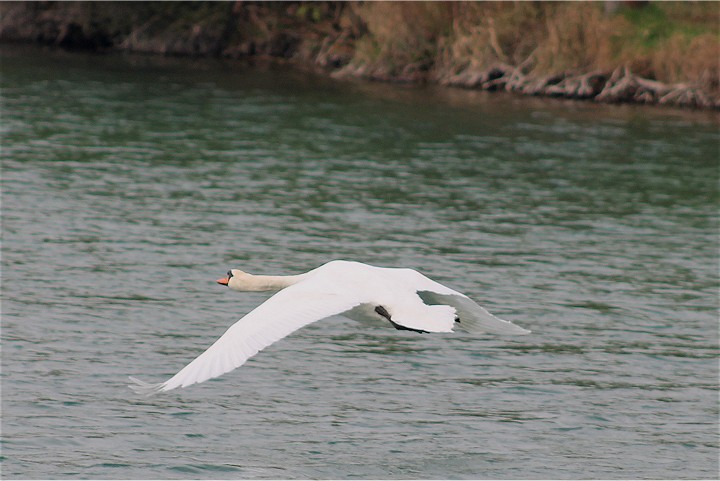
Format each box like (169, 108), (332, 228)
(351, 2), (453, 73)
(612, 2), (719, 89)
(532, 3), (625, 73)
(350, 1), (719, 91)
(649, 33), (719, 89)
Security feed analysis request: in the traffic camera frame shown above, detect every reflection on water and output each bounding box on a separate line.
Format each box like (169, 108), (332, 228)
(2, 45), (718, 479)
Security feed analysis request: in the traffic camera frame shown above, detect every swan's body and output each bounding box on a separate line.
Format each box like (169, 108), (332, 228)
(129, 260), (529, 395)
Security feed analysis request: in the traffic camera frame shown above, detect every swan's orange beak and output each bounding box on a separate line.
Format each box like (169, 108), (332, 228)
(216, 277), (230, 286)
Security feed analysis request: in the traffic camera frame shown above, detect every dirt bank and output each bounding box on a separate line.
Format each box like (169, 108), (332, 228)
(1, 1), (718, 109)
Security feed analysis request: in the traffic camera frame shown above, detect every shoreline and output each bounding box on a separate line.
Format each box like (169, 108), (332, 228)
(1, 1), (717, 110)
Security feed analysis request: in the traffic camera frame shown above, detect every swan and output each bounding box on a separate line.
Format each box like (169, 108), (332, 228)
(129, 260), (530, 395)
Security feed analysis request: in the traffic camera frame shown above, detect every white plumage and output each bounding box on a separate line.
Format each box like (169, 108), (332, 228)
(129, 260), (529, 395)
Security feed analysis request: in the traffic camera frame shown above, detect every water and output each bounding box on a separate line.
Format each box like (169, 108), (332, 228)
(1, 45), (718, 479)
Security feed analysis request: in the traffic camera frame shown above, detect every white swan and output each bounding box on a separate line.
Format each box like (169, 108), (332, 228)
(129, 260), (529, 395)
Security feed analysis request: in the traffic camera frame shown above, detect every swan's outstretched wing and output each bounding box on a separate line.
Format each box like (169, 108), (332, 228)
(129, 281), (364, 395)
(377, 267), (529, 335)
(417, 290), (531, 335)
(385, 267), (530, 335)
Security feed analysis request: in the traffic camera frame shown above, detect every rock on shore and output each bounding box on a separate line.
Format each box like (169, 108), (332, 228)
(438, 64), (717, 109)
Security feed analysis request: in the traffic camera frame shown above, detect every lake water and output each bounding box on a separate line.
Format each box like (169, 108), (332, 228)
(2, 45), (718, 479)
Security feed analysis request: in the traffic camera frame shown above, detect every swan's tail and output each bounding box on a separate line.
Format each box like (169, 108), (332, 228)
(128, 376), (167, 397)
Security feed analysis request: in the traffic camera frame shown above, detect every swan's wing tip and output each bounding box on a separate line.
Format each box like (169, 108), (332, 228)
(458, 309), (532, 335)
(514, 326), (532, 335)
(462, 321), (531, 335)
(128, 376), (167, 397)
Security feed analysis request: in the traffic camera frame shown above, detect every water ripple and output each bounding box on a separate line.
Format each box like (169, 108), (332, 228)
(2, 46), (718, 479)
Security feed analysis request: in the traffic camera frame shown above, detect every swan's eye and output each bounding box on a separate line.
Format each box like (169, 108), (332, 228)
(227, 270), (233, 279)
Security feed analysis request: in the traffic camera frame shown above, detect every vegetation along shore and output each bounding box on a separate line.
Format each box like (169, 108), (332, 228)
(1, 1), (718, 109)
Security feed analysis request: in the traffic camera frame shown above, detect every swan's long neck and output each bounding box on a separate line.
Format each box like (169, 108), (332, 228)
(233, 273), (306, 292)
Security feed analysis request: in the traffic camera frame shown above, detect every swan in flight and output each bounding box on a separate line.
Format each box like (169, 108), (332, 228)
(129, 260), (529, 395)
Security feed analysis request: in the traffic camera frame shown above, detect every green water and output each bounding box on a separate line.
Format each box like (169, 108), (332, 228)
(2, 45), (718, 479)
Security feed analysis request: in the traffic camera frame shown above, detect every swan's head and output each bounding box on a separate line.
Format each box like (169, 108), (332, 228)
(216, 269), (249, 291)
(216, 267), (299, 292)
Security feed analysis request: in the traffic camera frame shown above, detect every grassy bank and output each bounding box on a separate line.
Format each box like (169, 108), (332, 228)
(350, 2), (718, 84)
(1, 1), (717, 108)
